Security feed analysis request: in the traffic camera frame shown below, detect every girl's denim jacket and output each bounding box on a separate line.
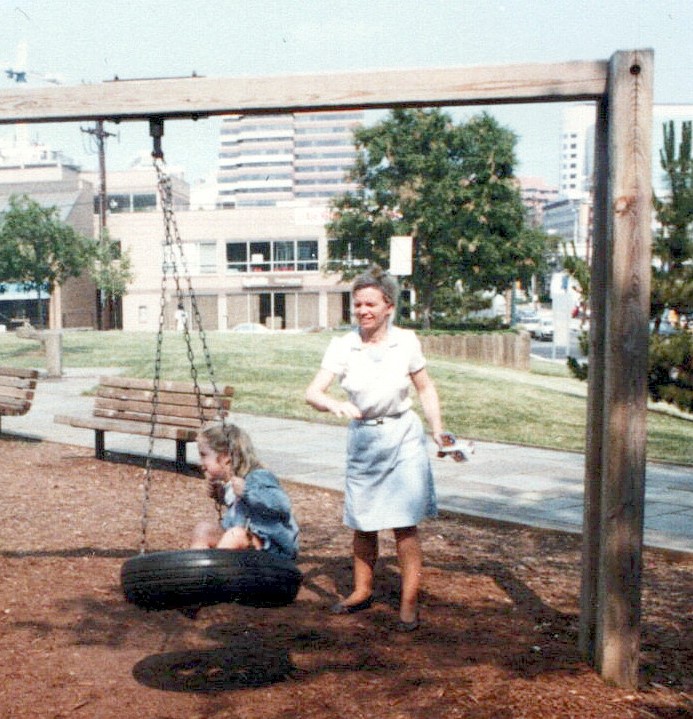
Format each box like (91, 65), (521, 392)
(221, 468), (299, 560)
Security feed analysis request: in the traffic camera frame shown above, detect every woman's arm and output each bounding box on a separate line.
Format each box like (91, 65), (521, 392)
(411, 366), (444, 446)
(305, 367), (362, 419)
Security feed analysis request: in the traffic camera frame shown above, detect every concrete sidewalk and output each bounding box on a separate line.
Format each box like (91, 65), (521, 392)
(5, 367), (693, 556)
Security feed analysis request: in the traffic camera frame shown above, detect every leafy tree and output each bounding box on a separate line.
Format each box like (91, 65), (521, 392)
(647, 120), (693, 412)
(569, 121), (693, 413)
(652, 120), (693, 327)
(0, 194), (96, 327)
(327, 109), (547, 328)
(90, 229), (134, 329)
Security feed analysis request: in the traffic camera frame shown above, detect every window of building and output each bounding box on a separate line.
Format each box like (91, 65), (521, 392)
(225, 239), (318, 272)
(226, 242), (248, 272)
(198, 242), (217, 274)
(250, 241), (271, 272)
(107, 194), (130, 213)
(132, 194), (157, 212)
(297, 240), (318, 270)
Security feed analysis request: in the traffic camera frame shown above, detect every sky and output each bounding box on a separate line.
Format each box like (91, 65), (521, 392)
(0, 0), (691, 186)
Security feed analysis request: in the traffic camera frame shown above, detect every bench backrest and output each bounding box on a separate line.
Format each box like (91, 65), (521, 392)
(94, 376), (234, 428)
(0, 367), (39, 416)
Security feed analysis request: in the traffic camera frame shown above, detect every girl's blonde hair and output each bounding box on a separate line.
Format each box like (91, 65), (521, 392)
(352, 264), (399, 307)
(198, 422), (263, 477)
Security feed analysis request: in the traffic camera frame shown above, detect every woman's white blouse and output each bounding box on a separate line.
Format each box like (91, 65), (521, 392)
(320, 326), (426, 419)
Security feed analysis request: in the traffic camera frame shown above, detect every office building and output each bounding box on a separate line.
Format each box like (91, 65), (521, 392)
(216, 110), (363, 208)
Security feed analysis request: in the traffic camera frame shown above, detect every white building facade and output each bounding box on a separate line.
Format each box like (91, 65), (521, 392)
(107, 201), (350, 332)
(216, 110), (363, 208)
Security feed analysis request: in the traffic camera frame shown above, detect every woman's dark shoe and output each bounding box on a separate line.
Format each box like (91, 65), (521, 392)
(395, 614), (420, 632)
(330, 595), (374, 615)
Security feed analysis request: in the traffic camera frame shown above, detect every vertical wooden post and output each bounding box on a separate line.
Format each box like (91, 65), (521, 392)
(579, 97), (609, 663)
(594, 49), (653, 689)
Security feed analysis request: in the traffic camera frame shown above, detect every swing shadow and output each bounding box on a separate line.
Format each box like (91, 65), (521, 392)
(132, 641), (293, 693)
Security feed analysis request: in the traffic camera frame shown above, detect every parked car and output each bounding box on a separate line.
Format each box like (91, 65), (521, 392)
(230, 322), (271, 333)
(515, 311), (541, 337)
(537, 317), (554, 341)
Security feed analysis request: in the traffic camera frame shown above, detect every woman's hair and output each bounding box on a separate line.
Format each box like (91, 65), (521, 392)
(352, 264), (399, 307)
(198, 422), (263, 477)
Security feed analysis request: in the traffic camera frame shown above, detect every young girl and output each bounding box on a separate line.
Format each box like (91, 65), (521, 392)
(191, 422), (299, 561)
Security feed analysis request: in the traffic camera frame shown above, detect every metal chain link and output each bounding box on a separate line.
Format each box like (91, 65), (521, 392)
(138, 156), (227, 553)
(140, 191), (169, 554)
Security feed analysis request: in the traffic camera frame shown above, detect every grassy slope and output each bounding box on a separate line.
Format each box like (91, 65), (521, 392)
(1, 329), (691, 464)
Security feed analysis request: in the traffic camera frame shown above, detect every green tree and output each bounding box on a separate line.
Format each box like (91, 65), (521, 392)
(652, 120), (693, 326)
(327, 109), (547, 328)
(0, 194), (96, 327)
(647, 120), (693, 412)
(90, 229), (134, 330)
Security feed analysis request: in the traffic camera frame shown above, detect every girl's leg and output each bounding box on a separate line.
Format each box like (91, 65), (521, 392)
(216, 526), (254, 550)
(190, 520), (224, 549)
(393, 526), (422, 623)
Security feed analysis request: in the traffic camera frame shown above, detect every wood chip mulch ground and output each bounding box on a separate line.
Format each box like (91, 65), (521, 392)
(0, 437), (691, 719)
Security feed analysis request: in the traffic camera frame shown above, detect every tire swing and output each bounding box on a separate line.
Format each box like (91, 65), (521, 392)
(120, 120), (302, 612)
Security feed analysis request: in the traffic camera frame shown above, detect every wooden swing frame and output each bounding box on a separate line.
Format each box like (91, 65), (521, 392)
(0, 49), (653, 689)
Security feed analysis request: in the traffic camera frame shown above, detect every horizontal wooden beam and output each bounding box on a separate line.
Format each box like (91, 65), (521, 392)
(0, 59), (609, 125)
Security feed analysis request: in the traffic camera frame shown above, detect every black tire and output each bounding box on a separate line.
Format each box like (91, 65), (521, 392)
(121, 549), (302, 611)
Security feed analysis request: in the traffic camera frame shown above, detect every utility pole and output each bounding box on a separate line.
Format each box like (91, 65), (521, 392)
(81, 121), (116, 329)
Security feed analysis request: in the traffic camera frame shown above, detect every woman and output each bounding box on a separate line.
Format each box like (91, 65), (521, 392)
(305, 265), (445, 631)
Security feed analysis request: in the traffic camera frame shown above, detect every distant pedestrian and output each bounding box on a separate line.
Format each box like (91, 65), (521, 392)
(174, 303), (187, 332)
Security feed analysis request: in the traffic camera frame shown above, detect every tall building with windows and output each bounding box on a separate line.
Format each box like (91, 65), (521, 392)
(559, 104), (596, 200)
(216, 110), (363, 208)
(547, 102), (693, 261)
(559, 102), (693, 200)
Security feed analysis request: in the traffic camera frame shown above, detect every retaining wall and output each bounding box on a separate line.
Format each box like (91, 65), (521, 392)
(418, 330), (531, 371)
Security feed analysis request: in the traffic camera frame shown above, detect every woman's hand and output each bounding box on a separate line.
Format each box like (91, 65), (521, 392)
(330, 399), (363, 420)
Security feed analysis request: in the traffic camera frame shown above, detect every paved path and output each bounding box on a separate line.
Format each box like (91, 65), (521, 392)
(5, 367), (692, 555)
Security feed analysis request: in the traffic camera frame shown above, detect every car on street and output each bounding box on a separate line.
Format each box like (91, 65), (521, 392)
(537, 317), (554, 341)
(515, 311), (541, 337)
(230, 322), (271, 333)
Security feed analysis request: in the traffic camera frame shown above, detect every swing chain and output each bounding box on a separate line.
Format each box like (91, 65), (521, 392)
(139, 150), (227, 553)
(139, 212), (168, 553)
(153, 160), (223, 420)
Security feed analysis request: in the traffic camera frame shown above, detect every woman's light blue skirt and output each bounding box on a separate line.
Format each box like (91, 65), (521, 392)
(344, 410), (437, 531)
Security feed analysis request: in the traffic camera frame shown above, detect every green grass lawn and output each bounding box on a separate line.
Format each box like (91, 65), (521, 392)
(1, 328), (691, 465)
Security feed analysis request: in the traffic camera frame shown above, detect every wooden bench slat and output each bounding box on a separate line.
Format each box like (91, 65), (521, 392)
(0, 400), (31, 415)
(92, 408), (225, 428)
(98, 375), (234, 397)
(0, 387), (35, 402)
(55, 413), (199, 440)
(96, 386), (231, 409)
(94, 397), (230, 418)
(0, 367), (38, 380)
(0, 375), (38, 390)
(0, 366), (38, 425)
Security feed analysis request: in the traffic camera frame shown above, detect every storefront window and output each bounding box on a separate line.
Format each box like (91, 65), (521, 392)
(226, 242), (247, 272)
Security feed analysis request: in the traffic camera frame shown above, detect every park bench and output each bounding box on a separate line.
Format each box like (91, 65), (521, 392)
(0, 366), (39, 432)
(54, 376), (234, 472)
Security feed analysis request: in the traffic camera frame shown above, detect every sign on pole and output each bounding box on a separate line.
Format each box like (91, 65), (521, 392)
(389, 235), (413, 276)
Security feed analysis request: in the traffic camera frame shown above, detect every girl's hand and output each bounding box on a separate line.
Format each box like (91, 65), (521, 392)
(207, 479), (225, 504)
(230, 474), (246, 498)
